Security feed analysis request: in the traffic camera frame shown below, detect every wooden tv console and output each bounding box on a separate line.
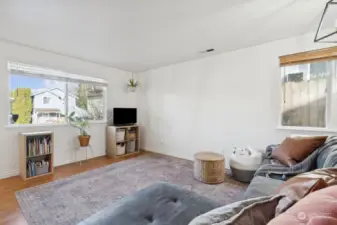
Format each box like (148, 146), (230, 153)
(106, 125), (140, 158)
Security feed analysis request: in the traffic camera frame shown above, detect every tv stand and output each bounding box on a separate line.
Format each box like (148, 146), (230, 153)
(113, 123), (137, 127)
(106, 125), (140, 158)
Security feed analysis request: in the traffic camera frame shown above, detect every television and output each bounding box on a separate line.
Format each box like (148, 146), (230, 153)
(113, 108), (137, 125)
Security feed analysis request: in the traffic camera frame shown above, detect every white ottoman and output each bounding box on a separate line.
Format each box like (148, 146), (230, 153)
(229, 148), (262, 183)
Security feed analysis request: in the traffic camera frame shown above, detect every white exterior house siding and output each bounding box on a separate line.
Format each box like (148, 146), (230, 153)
(31, 88), (81, 124)
(33, 92), (66, 113)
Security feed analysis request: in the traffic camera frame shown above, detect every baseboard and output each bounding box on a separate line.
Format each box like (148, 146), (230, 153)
(140, 148), (152, 153)
(0, 151), (193, 180)
(0, 154), (107, 180)
(55, 153), (107, 167)
(141, 148), (193, 161)
(0, 169), (20, 179)
(141, 149), (230, 169)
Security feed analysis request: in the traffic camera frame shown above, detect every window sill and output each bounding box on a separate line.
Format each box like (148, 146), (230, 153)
(277, 126), (337, 133)
(5, 120), (107, 129)
(5, 123), (68, 129)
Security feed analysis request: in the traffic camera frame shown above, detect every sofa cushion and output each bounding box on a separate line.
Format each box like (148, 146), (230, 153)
(77, 182), (221, 225)
(268, 185), (337, 225)
(275, 168), (337, 215)
(316, 136), (337, 168)
(244, 176), (284, 200)
(277, 167), (337, 193)
(272, 136), (327, 167)
(189, 195), (283, 225)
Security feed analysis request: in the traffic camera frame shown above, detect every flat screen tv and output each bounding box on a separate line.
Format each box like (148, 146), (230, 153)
(113, 108), (137, 125)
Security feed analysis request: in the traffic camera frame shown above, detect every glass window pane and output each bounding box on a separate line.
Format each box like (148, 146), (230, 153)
(68, 82), (106, 120)
(43, 97), (50, 104)
(328, 61), (337, 129)
(10, 74), (66, 125)
(281, 61), (331, 127)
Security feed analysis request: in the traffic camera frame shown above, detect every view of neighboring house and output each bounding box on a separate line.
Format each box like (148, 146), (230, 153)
(10, 87), (101, 125)
(31, 88), (87, 124)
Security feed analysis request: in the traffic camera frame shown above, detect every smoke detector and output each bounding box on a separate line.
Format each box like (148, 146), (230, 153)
(200, 48), (215, 54)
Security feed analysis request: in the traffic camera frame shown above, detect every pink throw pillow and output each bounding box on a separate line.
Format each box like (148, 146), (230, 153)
(268, 185), (337, 225)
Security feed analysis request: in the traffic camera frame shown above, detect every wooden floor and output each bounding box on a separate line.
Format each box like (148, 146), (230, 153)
(0, 153), (147, 225)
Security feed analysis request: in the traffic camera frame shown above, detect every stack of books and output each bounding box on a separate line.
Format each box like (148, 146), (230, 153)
(27, 136), (51, 157)
(27, 160), (49, 177)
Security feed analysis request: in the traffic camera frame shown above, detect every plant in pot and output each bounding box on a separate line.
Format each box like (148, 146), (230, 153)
(64, 111), (90, 147)
(127, 78), (140, 92)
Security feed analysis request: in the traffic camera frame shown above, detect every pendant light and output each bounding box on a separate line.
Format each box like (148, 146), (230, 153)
(314, 0), (337, 43)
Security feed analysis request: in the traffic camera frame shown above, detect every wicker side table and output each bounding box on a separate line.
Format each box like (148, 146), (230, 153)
(194, 152), (225, 184)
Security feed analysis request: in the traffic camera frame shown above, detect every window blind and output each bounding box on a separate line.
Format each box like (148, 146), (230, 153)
(8, 61), (108, 85)
(279, 46), (337, 67)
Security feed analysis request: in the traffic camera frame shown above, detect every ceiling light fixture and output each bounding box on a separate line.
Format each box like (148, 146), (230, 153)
(314, 0), (337, 43)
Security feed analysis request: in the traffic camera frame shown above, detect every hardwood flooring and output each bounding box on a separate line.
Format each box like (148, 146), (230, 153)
(0, 153), (147, 225)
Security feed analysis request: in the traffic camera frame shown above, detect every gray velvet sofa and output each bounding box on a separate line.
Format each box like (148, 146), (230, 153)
(79, 137), (337, 225)
(244, 137), (337, 199)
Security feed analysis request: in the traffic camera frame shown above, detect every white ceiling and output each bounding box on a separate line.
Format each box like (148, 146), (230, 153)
(0, 0), (334, 72)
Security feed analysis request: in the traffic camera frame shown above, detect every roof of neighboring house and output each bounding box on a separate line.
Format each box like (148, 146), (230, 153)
(31, 88), (77, 99)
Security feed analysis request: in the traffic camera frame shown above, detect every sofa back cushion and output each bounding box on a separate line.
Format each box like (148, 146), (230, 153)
(189, 195), (283, 225)
(268, 185), (337, 225)
(316, 136), (337, 168)
(275, 168), (337, 215)
(244, 176), (284, 200)
(272, 136), (327, 167)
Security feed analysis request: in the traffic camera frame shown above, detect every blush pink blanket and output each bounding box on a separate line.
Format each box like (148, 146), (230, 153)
(268, 185), (337, 225)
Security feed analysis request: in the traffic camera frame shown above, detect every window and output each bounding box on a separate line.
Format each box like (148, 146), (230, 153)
(280, 47), (337, 129)
(68, 82), (106, 120)
(9, 62), (107, 125)
(43, 97), (50, 104)
(49, 112), (58, 117)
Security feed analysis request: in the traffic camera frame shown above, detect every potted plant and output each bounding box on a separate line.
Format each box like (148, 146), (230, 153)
(127, 78), (140, 92)
(65, 112), (90, 147)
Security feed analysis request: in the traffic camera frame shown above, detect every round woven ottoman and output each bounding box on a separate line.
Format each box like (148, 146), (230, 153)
(194, 152), (225, 184)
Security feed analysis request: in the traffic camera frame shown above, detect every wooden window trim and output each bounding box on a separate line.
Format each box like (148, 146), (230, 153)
(279, 46), (337, 66)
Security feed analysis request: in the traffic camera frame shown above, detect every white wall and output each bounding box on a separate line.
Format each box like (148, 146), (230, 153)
(137, 33), (337, 166)
(0, 40), (139, 179)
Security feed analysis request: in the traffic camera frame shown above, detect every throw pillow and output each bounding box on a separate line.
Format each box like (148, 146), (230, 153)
(268, 185), (337, 225)
(275, 168), (337, 215)
(188, 195), (283, 225)
(271, 136), (327, 167)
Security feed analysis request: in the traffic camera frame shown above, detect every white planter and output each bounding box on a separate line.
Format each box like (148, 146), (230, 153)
(127, 86), (137, 92)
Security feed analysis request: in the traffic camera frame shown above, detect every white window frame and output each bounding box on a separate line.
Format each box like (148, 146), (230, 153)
(7, 61), (108, 127)
(43, 97), (50, 104)
(278, 60), (337, 132)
